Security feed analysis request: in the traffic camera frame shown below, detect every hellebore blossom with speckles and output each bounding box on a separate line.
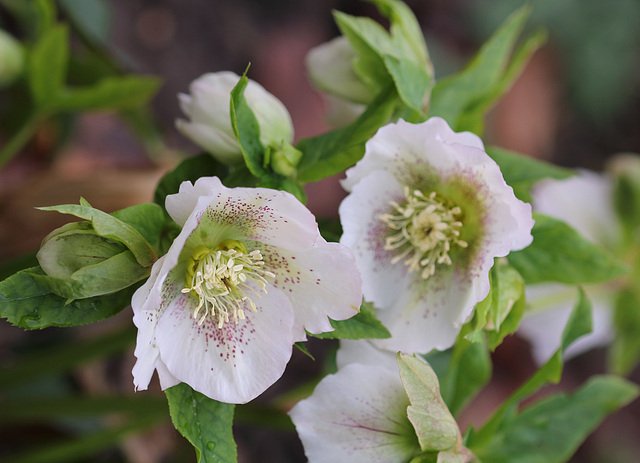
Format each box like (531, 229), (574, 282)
(176, 71), (294, 165)
(132, 177), (361, 404)
(339, 117), (534, 353)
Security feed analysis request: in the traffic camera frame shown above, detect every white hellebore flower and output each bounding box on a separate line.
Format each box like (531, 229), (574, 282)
(290, 340), (475, 463)
(176, 71), (294, 165)
(339, 118), (534, 353)
(518, 171), (621, 364)
(132, 177), (361, 403)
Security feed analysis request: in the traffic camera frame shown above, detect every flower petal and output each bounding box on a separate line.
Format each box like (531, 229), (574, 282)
(154, 281), (295, 403)
(257, 238), (361, 341)
(519, 283), (615, 364)
(342, 118), (484, 192)
(339, 170), (409, 310)
(336, 339), (398, 371)
(372, 265), (485, 353)
(289, 363), (418, 463)
(168, 178), (321, 252)
(532, 170), (620, 248)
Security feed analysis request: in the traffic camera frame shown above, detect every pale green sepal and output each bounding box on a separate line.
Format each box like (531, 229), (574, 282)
(37, 201), (158, 267)
(397, 353), (460, 452)
(30, 250), (149, 300)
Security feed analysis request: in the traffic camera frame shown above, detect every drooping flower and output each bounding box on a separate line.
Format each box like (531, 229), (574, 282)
(132, 177), (361, 403)
(518, 170), (621, 363)
(289, 341), (475, 463)
(339, 117), (534, 353)
(176, 71), (294, 165)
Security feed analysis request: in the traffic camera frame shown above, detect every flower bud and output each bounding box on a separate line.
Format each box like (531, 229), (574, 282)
(176, 71), (294, 165)
(306, 36), (375, 106)
(36, 222), (150, 300)
(268, 142), (303, 178)
(0, 29), (24, 87)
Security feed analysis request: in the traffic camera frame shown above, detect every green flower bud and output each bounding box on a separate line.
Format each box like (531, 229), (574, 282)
(0, 29), (24, 87)
(268, 142), (303, 178)
(35, 221), (150, 300)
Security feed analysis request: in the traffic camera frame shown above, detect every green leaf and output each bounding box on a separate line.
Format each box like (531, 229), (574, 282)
(334, 0), (432, 114)
(310, 301), (391, 340)
(398, 353), (461, 452)
(0, 267), (139, 329)
(610, 287), (640, 375)
(437, 338), (492, 417)
(165, 383), (237, 463)
(229, 71), (268, 179)
(508, 213), (628, 284)
(154, 153), (229, 207)
(454, 29), (547, 135)
(111, 202), (166, 251)
(429, 4), (531, 133)
(296, 83), (398, 183)
(38, 202), (158, 267)
(28, 24), (69, 107)
(486, 146), (574, 202)
(470, 288), (592, 449)
(54, 76), (161, 112)
(475, 375), (639, 463)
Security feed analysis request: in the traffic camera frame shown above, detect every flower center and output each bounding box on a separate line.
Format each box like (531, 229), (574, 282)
(380, 187), (468, 279)
(181, 239), (275, 328)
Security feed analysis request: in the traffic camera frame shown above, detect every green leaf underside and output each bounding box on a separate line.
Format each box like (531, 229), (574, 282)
(398, 354), (461, 453)
(111, 202), (166, 250)
(429, 4), (531, 133)
(475, 376), (639, 463)
(470, 288), (593, 449)
(508, 213), (628, 284)
(165, 383), (237, 463)
(37, 203), (157, 267)
(310, 301), (391, 340)
(486, 146), (574, 202)
(0, 267), (139, 329)
(296, 83), (398, 183)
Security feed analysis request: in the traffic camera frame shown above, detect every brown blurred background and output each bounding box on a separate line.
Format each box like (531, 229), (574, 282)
(1, 0), (639, 462)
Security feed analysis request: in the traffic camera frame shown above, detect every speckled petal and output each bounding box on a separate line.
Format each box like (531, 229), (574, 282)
(339, 170), (409, 310)
(167, 177), (320, 252)
(154, 281), (295, 404)
(289, 363), (418, 463)
(256, 238), (361, 341)
(342, 118), (484, 192)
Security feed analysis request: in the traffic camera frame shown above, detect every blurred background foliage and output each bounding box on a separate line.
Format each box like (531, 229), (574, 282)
(0, 0), (639, 462)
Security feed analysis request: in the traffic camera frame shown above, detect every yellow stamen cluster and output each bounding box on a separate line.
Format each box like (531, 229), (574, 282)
(380, 187), (468, 279)
(182, 240), (275, 328)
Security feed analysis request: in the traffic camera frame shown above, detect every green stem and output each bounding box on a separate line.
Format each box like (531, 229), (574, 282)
(0, 111), (46, 170)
